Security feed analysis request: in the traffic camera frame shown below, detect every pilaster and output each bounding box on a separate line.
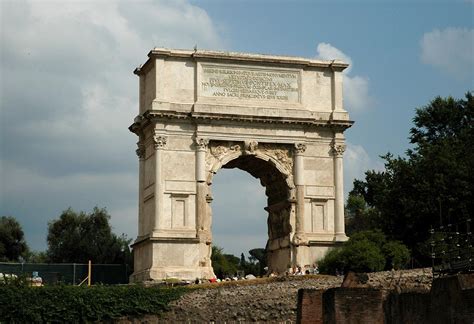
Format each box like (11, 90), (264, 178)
(136, 141), (146, 236)
(152, 132), (167, 234)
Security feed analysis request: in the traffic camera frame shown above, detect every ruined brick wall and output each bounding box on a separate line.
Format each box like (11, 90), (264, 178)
(323, 288), (387, 324)
(297, 289), (323, 324)
(298, 274), (474, 324)
(429, 274), (474, 324)
(384, 291), (431, 324)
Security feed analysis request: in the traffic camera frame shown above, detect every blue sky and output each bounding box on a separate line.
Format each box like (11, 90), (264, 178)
(1, 0), (473, 257)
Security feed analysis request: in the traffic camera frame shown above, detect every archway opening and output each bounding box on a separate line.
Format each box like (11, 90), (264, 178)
(209, 154), (294, 276)
(211, 168), (266, 276)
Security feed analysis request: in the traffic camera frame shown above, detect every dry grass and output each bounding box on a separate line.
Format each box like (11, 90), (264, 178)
(187, 274), (336, 290)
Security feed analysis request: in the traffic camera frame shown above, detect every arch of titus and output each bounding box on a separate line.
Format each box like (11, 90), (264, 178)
(129, 48), (353, 281)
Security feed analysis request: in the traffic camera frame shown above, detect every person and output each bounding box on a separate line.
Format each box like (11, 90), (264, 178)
(313, 263), (319, 274)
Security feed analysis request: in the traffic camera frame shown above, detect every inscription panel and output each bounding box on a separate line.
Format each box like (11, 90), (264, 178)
(200, 64), (300, 103)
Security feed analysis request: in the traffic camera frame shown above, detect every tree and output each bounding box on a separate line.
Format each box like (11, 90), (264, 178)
(46, 207), (132, 267)
(248, 248), (267, 275)
(211, 245), (239, 278)
(350, 93), (473, 264)
(23, 250), (48, 263)
(0, 216), (29, 262)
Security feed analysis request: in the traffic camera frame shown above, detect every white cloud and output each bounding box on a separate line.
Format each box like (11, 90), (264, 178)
(343, 142), (384, 195)
(316, 43), (353, 73)
(316, 43), (374, 112)
(0, 0), (224, 249)
(420, 27), (474, 79)
(344, 76), (372, 113)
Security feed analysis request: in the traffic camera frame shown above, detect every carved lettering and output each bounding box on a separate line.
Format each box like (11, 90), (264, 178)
(201, 65), (300, 103)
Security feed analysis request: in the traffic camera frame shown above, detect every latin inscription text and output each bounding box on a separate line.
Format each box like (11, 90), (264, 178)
(201, 65), (299, 103)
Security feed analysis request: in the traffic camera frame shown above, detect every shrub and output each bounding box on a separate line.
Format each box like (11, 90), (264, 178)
(318, 230), (410, 274)
(382, 240), (410, 269)
(0, 285), (186, 322)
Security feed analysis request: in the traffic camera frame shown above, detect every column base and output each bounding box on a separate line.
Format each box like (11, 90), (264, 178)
(130, 266), (215, 282)
(334, 233), (349, 242)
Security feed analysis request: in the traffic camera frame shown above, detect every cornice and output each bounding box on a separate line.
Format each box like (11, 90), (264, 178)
(128, 110), (353, 134)
(134, 48), (349, 75)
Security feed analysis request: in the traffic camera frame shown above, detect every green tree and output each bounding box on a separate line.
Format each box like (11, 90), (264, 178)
(210, 245), (239, 278)
(248, 248), (267, 275)
(46, 207), (132, 268)
(23, 250), (48, 263)
(350, 93), (473, 264)
(0, 216), (29, 262)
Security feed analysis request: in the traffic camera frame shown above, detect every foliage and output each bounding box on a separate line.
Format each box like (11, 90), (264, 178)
(318, 230), (410, 274)
(349, 93), (473, 264)
(211, 246), (239, 278)
(0, 216), (29, 262)
(23, 250), (48, 263)
(47, 207), (132, 269)
(211, 246), (265, 278)
(382, 241), (411, 270)
(0, 284), (186, 322)
(238, 252), (261, 276)
(345, 194), (380, 235)
(248, 248), (267, 276)
(0, 272), (30, 287)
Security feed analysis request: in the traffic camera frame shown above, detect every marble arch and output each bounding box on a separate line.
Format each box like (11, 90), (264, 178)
(129, 48), (353, 281)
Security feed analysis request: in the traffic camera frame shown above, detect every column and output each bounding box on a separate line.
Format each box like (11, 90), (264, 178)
(136, 142), (145, 236)
(293, 143), (307, 245)
(195, 137), (210, 242)
(152, 133), (167, 233)
(332, 142), (348, 241)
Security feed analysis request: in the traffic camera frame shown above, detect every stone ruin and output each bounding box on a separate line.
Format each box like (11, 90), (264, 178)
(128, 48), (352, 281)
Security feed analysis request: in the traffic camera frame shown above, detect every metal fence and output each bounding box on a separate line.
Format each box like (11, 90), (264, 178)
(430, 218), (473, 274)
(0, 262), (130, 285)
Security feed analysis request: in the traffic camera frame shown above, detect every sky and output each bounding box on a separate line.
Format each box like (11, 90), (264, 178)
(1, 0), (473, 257)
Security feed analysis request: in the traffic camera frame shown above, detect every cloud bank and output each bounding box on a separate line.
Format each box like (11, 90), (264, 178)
(420, 27), (474, 79)
(316, 43), (374, 112)
(0, 0), (223, 249)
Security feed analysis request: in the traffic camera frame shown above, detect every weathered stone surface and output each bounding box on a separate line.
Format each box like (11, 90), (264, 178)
(129, 48), (353, 281)
(117, 269), (436, 323)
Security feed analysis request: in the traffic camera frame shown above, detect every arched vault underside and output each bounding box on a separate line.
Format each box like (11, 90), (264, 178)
(128, 48), (353, 281)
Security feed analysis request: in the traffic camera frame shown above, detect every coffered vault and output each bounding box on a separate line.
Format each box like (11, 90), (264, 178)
(129, 48), (353, 281)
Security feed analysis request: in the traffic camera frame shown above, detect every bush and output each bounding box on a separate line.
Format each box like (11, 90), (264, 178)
(382, 240), (410, 269)
(0, 285), (186, 322)
(318, 230), (410, 274)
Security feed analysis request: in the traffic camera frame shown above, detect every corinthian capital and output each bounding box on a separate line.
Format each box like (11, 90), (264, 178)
(294, 143), (307, 154)
(331, 143), (346, 157)
(195, 137), (209, 150)
(153, 133), (167, 150)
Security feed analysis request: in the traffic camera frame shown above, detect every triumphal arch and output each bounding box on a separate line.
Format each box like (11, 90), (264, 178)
(129, 48), (353, 281)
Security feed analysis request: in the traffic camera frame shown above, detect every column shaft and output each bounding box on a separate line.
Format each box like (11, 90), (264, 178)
(332, 143), (348, 241)
(195, 138), (210, 241)
(294, 153), (305, 236)
(293, 143), (307, 245)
